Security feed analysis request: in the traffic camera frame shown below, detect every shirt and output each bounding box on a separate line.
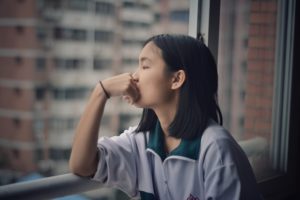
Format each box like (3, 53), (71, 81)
(92, 120), (263, 200)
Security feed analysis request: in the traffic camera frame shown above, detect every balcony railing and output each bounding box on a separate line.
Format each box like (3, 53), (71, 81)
(0, 137), (267, 200)
(0, 173), (102, 200)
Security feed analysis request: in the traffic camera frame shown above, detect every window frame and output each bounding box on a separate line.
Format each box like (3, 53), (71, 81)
(188, 0), (300, 199)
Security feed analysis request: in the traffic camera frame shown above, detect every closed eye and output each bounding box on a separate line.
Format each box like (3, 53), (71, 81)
(141, 66), (150, 70)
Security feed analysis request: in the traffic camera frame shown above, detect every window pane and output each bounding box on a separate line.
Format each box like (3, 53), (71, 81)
(218, 0), (281, 181)
(0, 0), (189, 199)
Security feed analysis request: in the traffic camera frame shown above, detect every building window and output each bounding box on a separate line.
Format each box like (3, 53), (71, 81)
(53, 89), (64, 100)
(36, 26), (47, 40)
(33, 118), (44, 138)
(154, 13), (161, 22)
(54, 27), (71, 40)
(54, 58), (85, 70)
(53, 87), (88, 100)
(123, 1), (135, 8)
(12, 149), (20, 159)
(50, 117), (79, 132)
(123, 1), (149, 10)
(170, 10), (189, 22)
(122, 58), (138, 66)
(13, 87), (22, 96)
(122, 21), (150, 28)
(240, 90), (246, 100)
(73, 29), (87, 41)
(94, 59), (111, 70)
(35, 148), (44, 161)
(65, 88), (87, 99)
(35, 87), (46, 100)
(95, 2), (114, 15)
(39, 0), (62, 9)
(50, 148), (71, 161)
(94, 30), (113, 42)
(14, 56), (23, 64)
(36, 57), (46, 71)
(122, 39), (144, 46)
(15, 25), (24, 34)
(13, 118), (21, 127)
(54, 27), (87, 41)
(67, 0), (88, 11)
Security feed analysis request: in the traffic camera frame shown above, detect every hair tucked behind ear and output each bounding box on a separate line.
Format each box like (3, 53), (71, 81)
(136, 34), (222, 139)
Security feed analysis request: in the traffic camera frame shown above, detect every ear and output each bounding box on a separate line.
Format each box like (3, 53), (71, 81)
(171, 70), (186, 90)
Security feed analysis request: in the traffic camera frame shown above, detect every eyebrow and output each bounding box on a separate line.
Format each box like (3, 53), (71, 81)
(140, 57), (152, 63)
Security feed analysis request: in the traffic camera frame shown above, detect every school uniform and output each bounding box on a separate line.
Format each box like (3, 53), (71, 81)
(92, 120), (262, 200)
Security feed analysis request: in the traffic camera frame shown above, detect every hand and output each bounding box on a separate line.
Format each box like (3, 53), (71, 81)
(101, 73), (140, 104)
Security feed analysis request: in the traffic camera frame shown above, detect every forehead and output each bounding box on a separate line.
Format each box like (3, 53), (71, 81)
(139, 41), (162, 61)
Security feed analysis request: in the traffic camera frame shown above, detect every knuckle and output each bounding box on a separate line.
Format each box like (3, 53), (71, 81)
(122, 84), (130, 92)
(124, 72), (131, 77)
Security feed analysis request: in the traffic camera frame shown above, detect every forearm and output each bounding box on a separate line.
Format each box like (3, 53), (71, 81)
(69, 83), (107, 176)
(69, 73), (139, 176)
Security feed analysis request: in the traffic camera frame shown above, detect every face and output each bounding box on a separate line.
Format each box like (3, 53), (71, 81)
(133, 41), (175, 109)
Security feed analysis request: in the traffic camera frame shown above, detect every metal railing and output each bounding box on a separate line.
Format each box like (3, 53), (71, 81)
(0, 137), (267, 200)
(0, 173), (102, 200)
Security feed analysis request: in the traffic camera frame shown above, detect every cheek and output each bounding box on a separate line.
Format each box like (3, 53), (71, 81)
(139, 73), (166, 91)
(139, 76), (171, 102)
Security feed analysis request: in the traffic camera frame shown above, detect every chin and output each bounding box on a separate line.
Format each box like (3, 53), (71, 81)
(133, 104), (143, 108)
(132, 99), (149, 109)
(132, 101), (144, 108)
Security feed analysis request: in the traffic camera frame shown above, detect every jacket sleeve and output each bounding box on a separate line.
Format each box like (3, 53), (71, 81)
(202, 138), (262, 200)
(204, 163), (242, 199)
(92, 129), (138, 198)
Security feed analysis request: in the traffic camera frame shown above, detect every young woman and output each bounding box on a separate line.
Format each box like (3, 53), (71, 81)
(69, 34), (262, 200)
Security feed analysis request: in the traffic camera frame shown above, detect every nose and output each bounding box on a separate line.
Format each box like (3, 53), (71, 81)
(132, 71), (139, 82)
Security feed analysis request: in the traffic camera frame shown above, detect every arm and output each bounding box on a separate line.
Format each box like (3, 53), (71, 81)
(69, 73), (139, 176)
(203, 138), (262, 200)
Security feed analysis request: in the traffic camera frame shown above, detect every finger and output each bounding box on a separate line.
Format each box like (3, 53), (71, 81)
(128, 84), (140, 102)
(130, 78), (140, 97)
(123, 95), (133, 104)
(122, 95), (130, 101)
(130, 72), (138, 83)
(133, 88), (140, 102)
(125, 84), (139, 103)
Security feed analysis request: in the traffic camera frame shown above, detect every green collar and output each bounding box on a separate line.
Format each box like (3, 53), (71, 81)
(147, 121), (201, 161)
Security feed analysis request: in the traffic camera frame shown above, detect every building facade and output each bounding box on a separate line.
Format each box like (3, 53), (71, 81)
(0, 0), (189, 186)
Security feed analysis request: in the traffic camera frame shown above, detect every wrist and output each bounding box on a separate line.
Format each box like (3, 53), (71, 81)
(99, 80), (110, 99)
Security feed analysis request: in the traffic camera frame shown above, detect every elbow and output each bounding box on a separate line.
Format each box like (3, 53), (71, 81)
(68, 162), (78, 175)
(69, 160), (96, 177)
(69, 149), (99, 177)
(68, 160), (82, 176)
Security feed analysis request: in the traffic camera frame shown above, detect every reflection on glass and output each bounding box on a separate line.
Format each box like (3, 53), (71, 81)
(218, 0), (280, 181)
(0, 0), (189, 199)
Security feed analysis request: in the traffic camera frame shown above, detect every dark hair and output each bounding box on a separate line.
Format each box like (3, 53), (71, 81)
(136, 34), (223, 140)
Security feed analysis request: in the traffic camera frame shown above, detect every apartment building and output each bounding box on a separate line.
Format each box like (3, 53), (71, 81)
(0, 0), (189, 185)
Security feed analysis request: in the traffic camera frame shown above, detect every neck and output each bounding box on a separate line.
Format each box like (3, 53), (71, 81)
(153, 94), (178, 137)
(153, 92), (181, 153)
(155, 110), (174, 136)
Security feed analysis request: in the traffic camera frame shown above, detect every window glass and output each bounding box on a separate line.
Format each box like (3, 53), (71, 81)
(95, 1), (115, 15)
(67, 0), (89, 11)
(0, 0), (189, 199)
(36, 57), (46, 71)
(217, 0), (281, 181)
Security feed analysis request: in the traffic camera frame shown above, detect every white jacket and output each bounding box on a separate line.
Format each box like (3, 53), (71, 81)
(92, 120), (263, 200)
